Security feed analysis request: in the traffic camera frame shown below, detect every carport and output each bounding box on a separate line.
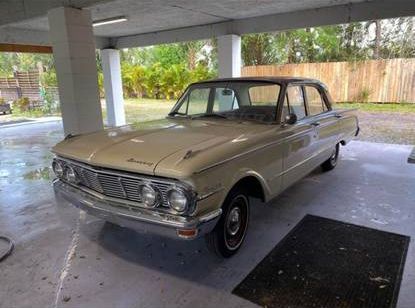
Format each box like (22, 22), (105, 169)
(0, 1), (415, 307)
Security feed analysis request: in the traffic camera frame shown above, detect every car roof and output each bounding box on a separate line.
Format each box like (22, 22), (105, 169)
(192, 76), (324, 85)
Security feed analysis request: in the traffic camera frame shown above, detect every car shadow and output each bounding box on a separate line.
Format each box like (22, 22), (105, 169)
(86, 198), (295, 291)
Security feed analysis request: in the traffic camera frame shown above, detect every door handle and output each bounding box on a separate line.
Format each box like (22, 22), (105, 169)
(334, 114), (342, 118)
(311, 122), (320, 126)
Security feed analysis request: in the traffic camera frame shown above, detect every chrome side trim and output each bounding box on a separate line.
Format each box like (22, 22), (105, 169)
(199, 208), (223, 222)
(195, 127), (314, 174)
(197, 187), (225, 201)
(279, 145), (333, 177)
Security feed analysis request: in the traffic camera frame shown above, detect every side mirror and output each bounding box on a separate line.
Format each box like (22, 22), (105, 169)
(285, 113), (297, 125)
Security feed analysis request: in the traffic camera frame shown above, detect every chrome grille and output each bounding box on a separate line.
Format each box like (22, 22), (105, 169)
(69, 164), (173, 208)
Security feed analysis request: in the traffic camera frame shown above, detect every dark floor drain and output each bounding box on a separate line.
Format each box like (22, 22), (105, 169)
(233, 215), (410, 308)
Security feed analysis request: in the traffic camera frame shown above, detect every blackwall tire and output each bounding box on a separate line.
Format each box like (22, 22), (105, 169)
(205, 188), (249, 258)
(321, 143), (340, 171)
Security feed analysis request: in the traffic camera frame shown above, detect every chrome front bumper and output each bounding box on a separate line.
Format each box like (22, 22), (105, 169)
(53, 180), (221, 239)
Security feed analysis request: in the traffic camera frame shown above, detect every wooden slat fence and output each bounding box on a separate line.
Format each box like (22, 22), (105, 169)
(242, 58), (415, 103)
(0, 71), (42, 102)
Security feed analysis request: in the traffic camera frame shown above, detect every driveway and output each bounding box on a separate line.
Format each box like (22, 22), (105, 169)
(0, 122), (414, 308)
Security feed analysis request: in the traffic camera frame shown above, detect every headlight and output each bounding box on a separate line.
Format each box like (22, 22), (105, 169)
(139, 184), (160, 208)
(167, 188), (189, 213)
(64, 165), (80, 184)
(52, 160), (64, 178)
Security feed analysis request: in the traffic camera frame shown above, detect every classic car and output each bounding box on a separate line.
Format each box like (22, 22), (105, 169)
(52, 77), (359, 257)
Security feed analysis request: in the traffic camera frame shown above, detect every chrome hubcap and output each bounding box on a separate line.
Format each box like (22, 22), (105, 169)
(226, 207), (241, 236)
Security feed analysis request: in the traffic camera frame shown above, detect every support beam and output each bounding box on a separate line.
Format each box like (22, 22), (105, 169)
(113, 0), (415, 48)
(218, 34), (241, 78)
(0, 43), (52, 53)
(48, 6), (103, 136)
(0, 27), (111, 49)
(101, 48), (125, 127)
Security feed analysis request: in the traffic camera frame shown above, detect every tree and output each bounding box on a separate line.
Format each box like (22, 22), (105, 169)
(373, 20), (381, 59)
(242, 33), (283, 65)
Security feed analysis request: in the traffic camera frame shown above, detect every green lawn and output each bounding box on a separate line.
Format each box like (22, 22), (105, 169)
(123, 98), (175, 123)
(101, 98), (175, 124)
(333, 102), (415, 113)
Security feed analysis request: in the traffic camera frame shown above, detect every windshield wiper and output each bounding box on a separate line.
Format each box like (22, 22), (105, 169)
(191, 113), (228, 120)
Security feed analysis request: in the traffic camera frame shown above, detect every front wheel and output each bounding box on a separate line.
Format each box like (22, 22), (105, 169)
(321, 143), (340, 171)
(205, 189), (249, 258)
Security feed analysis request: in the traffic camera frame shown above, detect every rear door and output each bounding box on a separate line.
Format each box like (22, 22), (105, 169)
(281, 84), (318, 190)
(304, 84), (339, 160)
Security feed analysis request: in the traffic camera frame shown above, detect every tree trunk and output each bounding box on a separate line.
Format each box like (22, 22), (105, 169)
(374, 20), (381, 59)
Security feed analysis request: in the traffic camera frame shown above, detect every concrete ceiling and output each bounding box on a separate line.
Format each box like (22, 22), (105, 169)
(3, 0), (368, 37)
(0, 0), (414, 48)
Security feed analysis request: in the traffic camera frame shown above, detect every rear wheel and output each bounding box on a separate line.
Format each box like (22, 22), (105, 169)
(321, 143), (339, 171)
(205, 188), (249, 258)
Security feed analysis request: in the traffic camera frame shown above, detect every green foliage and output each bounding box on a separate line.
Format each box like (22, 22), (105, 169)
(121, 60), (214, 100)
(0, 97), (5, 105)
(241, 18), (414, 65)
(334, 102), (415, 113)
(0, 52), (54, 77)
(40, 88), (60, 114)
(40, 69), (58, 87)
(356, 87), (372, 102)
(242, 33), (282, 65)
(15, 97), (30, 112)
(97, 71), (105, 98)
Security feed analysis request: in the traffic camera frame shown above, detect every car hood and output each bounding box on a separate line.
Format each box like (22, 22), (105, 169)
(52, 118), (268, 176)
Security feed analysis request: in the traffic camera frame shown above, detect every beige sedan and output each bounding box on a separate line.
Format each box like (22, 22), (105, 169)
(52, 77), (359, 257)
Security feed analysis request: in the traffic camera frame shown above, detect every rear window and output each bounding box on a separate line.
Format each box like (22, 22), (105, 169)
(305, 86), (327, 115)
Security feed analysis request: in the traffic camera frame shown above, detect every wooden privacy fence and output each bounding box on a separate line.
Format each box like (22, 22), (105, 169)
(0, 71), (58, 106)
(242, 58), (415, 103)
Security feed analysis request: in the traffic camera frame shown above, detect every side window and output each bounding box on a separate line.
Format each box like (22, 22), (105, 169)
(178, 88), (210, 115)
(213, 88), (239, 112)
(305, 86), (327, 115)
(285, 86), (306, 120)
(248, 85), (280, 106)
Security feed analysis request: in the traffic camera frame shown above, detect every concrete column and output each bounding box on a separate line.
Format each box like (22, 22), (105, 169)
(48, 7), (103, 135)
(218, 34), (241, 78)
(101, 49), (126, 127)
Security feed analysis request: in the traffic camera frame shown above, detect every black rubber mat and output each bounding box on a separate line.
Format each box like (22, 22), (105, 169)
(233, 215), (410, 308)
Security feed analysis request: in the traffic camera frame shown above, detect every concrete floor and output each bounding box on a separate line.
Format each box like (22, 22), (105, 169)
(0, 121), (414, 308)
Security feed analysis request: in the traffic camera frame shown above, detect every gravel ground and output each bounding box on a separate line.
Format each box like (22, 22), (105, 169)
(354, 111), (415, 145)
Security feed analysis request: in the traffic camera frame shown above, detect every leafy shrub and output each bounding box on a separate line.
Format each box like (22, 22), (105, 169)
(121, 62), (214, 100)
(40, 87), (60, 114)
(41, 70), (57, 87)
(15, 97), (30, 112)
(356, 87), (372, 102)
(0, 97), (5, 105)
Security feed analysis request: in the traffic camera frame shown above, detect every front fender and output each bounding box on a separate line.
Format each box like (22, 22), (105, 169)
(226, 168), (271, 201)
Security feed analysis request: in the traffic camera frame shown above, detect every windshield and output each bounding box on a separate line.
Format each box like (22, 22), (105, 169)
(169, 81), (281, 123)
